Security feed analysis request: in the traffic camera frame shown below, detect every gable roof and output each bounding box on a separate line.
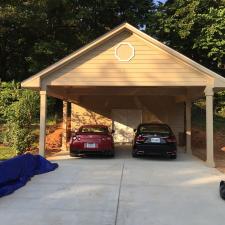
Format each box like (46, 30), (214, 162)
(21, 22), (225, 89)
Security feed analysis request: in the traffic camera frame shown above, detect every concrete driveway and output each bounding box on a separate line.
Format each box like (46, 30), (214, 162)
(1, 146), (225, 225)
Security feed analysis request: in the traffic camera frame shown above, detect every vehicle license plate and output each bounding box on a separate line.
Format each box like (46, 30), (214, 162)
(150, 138), (160, 143)
(86, 143), (96, 148)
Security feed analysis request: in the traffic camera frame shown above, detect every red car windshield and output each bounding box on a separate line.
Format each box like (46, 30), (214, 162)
(79, 126), (108, 134)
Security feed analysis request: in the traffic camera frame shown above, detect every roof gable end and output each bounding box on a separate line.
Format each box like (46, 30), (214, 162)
(21, 22), (225, 89)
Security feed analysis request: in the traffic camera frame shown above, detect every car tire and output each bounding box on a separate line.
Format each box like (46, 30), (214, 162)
(132, 152), (138, 158)
(70, 153), (79, 157)
(170, 155), (177, 159)
(108, 152), (115, 157)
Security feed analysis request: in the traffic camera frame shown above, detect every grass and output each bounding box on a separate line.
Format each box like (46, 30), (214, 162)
(0, 146), (16, 160)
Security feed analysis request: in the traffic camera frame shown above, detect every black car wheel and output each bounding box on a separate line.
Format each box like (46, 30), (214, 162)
(70, 153), (79, 157)
(132, 152), (138, 158)
(108, 152), (115, 157)
(170, 155), (177, 159)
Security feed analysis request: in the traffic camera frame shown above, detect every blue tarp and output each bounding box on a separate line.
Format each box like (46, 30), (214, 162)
(0, 153), (58, 197)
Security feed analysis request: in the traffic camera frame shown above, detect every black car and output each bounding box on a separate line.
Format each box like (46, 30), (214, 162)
(132, 123), (177, 159)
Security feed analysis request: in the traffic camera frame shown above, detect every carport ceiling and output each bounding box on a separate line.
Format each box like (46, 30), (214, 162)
(47, 86), (205, 102)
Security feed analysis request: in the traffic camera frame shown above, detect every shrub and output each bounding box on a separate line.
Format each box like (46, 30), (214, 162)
(0, 82), (39, 154)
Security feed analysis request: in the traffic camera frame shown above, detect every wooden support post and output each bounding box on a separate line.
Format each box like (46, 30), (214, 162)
(68, 102), (71, 141)
(62, 101), (70, 151)
(39, 91), (47, 157)
(205, 87), (215, 167)
(185, 99), (192, 154)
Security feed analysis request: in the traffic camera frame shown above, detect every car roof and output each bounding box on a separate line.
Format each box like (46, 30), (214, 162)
(80, 124), (108, 128)
(138, 123), (169, 126)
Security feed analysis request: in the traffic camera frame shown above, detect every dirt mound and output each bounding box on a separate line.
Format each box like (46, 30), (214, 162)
(192, 128), (206, 149)
(215, 131), (225, 152)
(192, 126), (225, 170)
(27, 124), (63, 157)
(46, 127), (63, 150)
(192, 127), (225, 151)
(41, 123), (63, 157)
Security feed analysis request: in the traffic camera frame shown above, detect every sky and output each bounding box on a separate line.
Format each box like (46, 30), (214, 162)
(154, 0), (167, 3)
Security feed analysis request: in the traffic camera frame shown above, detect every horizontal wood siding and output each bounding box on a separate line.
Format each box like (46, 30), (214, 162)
(44, 31), (208, 86)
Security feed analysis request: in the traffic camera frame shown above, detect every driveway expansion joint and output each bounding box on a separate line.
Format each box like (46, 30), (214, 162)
(114, 161), (125, 225)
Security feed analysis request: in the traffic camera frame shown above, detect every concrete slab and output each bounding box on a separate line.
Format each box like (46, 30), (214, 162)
(0, 146), (225, 225)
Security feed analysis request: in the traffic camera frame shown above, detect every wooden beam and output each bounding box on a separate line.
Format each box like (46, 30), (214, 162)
(47, 86), (188, 97)
(205, 87), (215, 167)
(39, 90), (47, 157)
(61, 101), (70, 151)
(185, 99), (192, 154)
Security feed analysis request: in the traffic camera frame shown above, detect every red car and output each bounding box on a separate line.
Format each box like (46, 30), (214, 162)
(70, 125), (115, 157)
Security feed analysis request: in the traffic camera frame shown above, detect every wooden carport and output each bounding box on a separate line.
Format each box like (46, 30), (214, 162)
(22, 23), (225, 167)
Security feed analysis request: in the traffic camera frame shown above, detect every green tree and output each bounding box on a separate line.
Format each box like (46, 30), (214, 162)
(0, 81), (20, 123)
(147, 0), (225, 76)
(193, 7), (225, 69)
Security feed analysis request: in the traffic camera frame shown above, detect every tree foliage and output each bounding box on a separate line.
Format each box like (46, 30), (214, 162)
(0, 81), (20, 123)
(147, 0), (225, 75)
(0, 0), (154, 81)
(193, 7), (225, 68)
(0, 82), (39, 154)
(1, 0), (224, 80)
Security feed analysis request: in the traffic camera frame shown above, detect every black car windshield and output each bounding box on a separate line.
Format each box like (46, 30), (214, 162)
(138, 124), (171, 135)
(80, 126), (108, 133)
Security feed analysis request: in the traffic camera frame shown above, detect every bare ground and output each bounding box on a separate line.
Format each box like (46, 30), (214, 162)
(192, 127), (225, 173)
(28, 124), (63, 157)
